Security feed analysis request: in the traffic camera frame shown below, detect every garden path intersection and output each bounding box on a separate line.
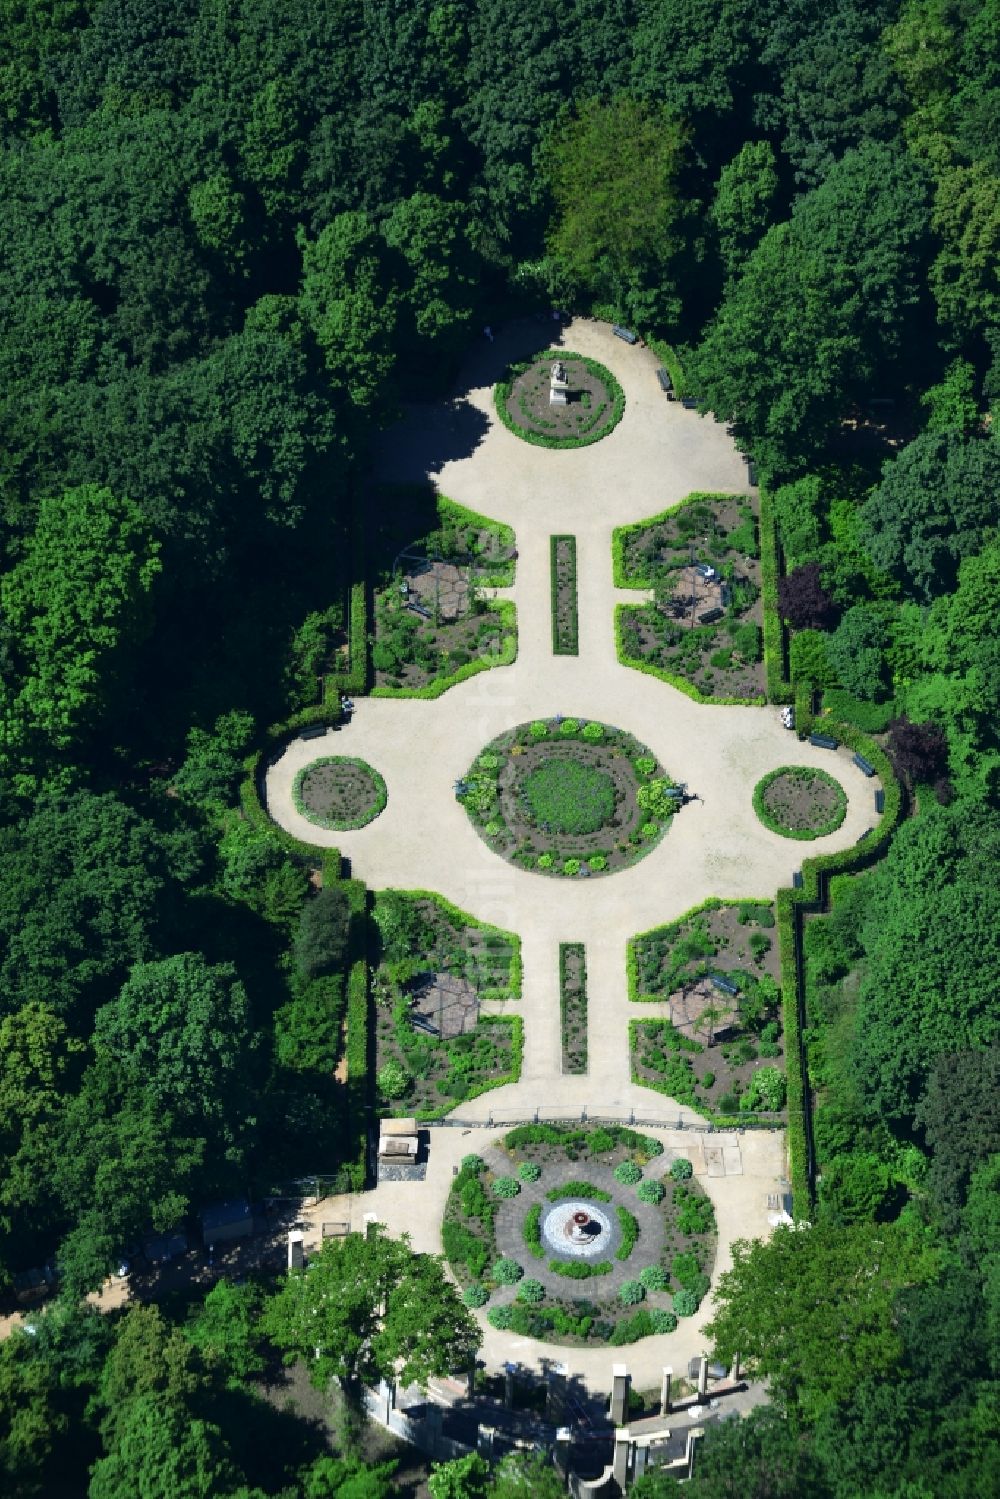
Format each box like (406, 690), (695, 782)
(266, 320), (874, 1379)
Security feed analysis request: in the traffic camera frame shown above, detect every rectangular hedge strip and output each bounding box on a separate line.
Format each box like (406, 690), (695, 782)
(550, 534), (579, 656)
(759, 482), (793, 704)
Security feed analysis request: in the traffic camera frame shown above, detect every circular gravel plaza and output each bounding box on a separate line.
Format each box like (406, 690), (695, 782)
(292, 755), (387, 831)
(495, 350), (625, 447)
(752, 765), (848, 840)
(456, 718), (681, 877)
(442, 1124), (717, 1346)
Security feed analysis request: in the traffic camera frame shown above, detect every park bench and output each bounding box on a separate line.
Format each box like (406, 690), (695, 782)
(300, 723), (326, 740)
(656, 367), (673, 395)
(681, 396), (698, 409)
(747, 463), (758, 485)
(407, 602), (432, 618)
(698, 607), (725, 625)
(613, 324), (637, 344)
(875, 788), (885, 814)
(792, 871), (804, 889)
(710, 973), (740, 997)
(856, 827), (874, 843)
(809, 733), (839, 750)
(853, 753), (876, 777)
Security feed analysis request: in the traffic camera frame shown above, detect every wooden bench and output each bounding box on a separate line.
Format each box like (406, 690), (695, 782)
(853, 753), (876, 777)
(656, 368), (674, 395)
(710, 973), (740, 997)
(875, 788), (885, 814)
(747, 463), (758, 485)
(809, 733), (839, 750)
(612, 324), (637, 344)
(681, 396), (698, 410)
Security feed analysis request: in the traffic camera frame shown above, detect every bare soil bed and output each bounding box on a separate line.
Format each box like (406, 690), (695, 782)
(754, 766), (848, 839)
(293, 756), (386, 830)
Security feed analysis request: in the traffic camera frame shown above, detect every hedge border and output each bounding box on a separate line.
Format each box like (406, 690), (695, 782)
(370, 600), (517, 700)
(752, 766), (848, 841)
(759, 482), (793, 704)
(614, 606), (766, 707)
(380, 887), (522, 1002)
(494, 350), (625, 449)
(342, 874), (371, 1190)
(550, 534), (579, 656)
(291, 756), (387, 831)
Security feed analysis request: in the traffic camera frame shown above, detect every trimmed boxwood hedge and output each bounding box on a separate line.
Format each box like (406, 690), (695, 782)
(495, 351), (625, 449)
(752, 765), (848, 840)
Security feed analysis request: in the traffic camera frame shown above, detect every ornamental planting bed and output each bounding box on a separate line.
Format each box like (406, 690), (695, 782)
(550, 534), (579, 654)
(442, 1124), (716, 1346)
(559, 942), (587, 1074)
(372, 890), (521, 1117)
(753, 766), (848, 839)
(496, 351), (625, 447)
(456, 719), (680, 877)
(293, 755), (387, 830)
(630, 900), (786, 1117)
(615, 495), (766, 700)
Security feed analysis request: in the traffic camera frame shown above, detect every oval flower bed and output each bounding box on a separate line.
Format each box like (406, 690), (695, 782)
(456, 719), (680, 876)
(442, 1124), (716, 1346)
(293, 755), (387, 830)
(495, 351), (625, 448)
(752, 766), (847, 840)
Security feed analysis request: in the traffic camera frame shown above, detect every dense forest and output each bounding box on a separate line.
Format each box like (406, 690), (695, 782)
(0, 1), (997, 1494)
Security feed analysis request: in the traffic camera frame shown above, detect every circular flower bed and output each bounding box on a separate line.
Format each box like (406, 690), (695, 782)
(457, 719), (679, 877)
(495, 351), (625, 448)
(753, 765), (848, 840)
(442, 1125), (716, 1347)
(292, 755), (387, 830)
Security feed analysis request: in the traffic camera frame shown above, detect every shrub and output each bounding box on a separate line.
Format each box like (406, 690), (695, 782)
(549, 1259), (612, 1279)
(582, 722), (604, 741)
(517, 1278), (545, 1304)
(493, 1176), (521, 1199)
(293, 884), (351, 979)
(669, 1158), (693, 1181)
(464, 1284), (489, 1308)
(614, 1161), (643, 1185)
(563, 858), (581, 875)
(640, 1266), (669, 1292)
(538, 853), (554, 869)
(517, 1161), (541, 1182)
(610, 1310), (654, 1345)
(530, 721), (549, 738)
(674, 1187), (716, 1236)
(641, 821), (659, 839)
(462, 1154), (485, 1174)
(700, 1072), (716, 1088)
(587, 1128), (617, 1153)
(546, 1180), (612, 1203)
(637, 1180), (665, 1205)
(619, 1280), (646, 1306)
(377, 1060), (411, 1099)
(442, 1222), (489, 1279)
(742, 1065), (787, 1112)
(484, 820), (502, 837)
(616, 1207), (640, 1261)
(493, 1258), (523, 1285)
(718, 1091), (739, 1114)
(487, 1305), (514, 1330)
(673, 1289), (698, 1317)
(635, 756), (656, 776)
(650, 1310), (678, 1334)
(588, 854), (608, 871)
(522, 1203), (545, 1259)
(559, 719), (579, 735)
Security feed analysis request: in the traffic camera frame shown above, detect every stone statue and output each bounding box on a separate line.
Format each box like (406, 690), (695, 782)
(549, 359), (569, 407)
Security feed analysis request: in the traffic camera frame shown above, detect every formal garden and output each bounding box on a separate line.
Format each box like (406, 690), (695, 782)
(615, 494), (766, 701)
(629, 900), (786, 1117)
(753, 766), (848, 839)
(368, 484), (516, 694)
(456, 718), (681, 876)
(495, 350), (625, 447)
(291, 755), (387, 830)
(442, 1125), (716, 1346)
(372, 890), (522, 1117)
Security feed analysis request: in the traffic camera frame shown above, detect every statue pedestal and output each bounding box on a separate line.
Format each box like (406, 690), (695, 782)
(550, 359), (570, 406)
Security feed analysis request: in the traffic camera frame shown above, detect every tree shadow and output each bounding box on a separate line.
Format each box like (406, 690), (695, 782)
(372, 317), (564, 485)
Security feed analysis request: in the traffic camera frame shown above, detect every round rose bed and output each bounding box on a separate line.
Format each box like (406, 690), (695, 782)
(752, 765), (847, 840)
(292, 755), (387, 830)
(456, 719), (680, 876)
